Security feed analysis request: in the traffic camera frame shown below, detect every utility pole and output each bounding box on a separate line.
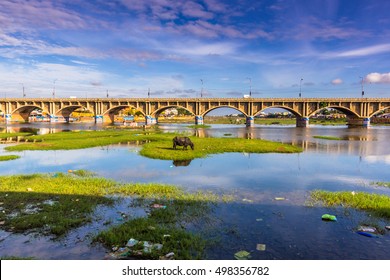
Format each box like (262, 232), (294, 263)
(200, 79), (203, 98)
(247, 77), (252, 97)
(360, 76), (365, 97)
(148, 88), (150, 98)
(52, 79), (57, 98)
(299, 78), (303, 98)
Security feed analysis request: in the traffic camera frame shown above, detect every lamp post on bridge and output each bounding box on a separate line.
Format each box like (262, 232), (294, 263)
(200, 79), (204, 98)
(299, 78), (303, 98)
(247, 77), (252, 97)
(360, 76), (365, 97)
(20, 83), (25, 97)
(52, 79), (57, 98)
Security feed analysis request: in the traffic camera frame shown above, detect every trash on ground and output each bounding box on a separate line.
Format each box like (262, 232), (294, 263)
(108, 238), (164, 259)
(242, 198), (253, 203)
(358, 226), (377, 233)
(256, 218), (263, 222)
(26, 188), (33, 192)
(234, 250), (251, 260)
(321, 214), (337, 221)
(386, 226), (390, 230)
(151, 204), (167, 209)
(256, 244), (266, 251)
(0, 221), (5, 225)
(160, 252), (175, 260)
(274, 197), (285, 201)
(356, 231), (379, 238)
(126, 238), (138, 247)
(163, 234), (171, 238)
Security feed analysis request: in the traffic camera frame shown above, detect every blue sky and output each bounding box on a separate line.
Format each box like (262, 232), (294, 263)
(1, 0), (390, 98)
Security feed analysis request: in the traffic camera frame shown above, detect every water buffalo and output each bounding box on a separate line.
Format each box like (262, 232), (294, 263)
(173, 136), (194, 150)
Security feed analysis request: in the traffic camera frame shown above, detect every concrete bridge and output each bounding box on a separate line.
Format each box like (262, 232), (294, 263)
(0, 97), (389, 127)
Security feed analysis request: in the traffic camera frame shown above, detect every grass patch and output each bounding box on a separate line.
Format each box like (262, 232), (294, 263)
(4, 130), (302, 160)
(96, 183), (228, 259)
(313, 135), (343, 140)
(0, 132), (34, 138)
(309, 190), (390, 219)
(0, 172), (231, 259)
(0, 155), (20, 161)
(0, 172), (116, 236)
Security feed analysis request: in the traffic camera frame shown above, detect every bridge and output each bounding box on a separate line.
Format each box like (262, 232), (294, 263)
(0, 97), (389, 127)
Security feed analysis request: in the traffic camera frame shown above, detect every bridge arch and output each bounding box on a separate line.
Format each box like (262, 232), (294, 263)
(370, 106), (390, 118)
(11, 105), (44, 122)
(254, 105), (302, 117)
(308, 105), (360, 118)
(102, 105), (145, 123)
(152, 105), (194, 118)
(203, 105), (248, 117)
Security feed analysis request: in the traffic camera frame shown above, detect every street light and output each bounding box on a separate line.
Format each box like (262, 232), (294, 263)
(200, 79), (204, 98)
(52, 79), (57, 98)
(20, 83), (25, 97)
(359, 76), (365, 97)
(247, 77), (252, 97)
(299, 78), (303, 98)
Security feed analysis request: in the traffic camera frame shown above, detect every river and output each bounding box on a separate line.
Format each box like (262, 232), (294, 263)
(0, 122), (389, 259)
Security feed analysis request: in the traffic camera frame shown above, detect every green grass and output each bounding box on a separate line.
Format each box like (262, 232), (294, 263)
(4, 129), (302, 160)
(313, 135), (344, 140)
(0, 172), (231, 259)
(0, 132), (34, 138)
(0, 155), (20, 161)
(309, 190), (390, 219)
(0, 172), (116, 236)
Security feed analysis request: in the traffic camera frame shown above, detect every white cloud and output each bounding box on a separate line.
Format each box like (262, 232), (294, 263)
(331, 44), (390, 58)
(365, 72), (390, 84)
(331, 78), (343, 85)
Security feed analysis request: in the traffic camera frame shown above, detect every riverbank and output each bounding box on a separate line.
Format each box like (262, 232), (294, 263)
(0, 171), (231, 259)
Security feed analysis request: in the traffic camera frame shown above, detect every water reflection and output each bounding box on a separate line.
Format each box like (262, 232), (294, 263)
(172, 159), (192, 167)
(0, 123), (390, 259)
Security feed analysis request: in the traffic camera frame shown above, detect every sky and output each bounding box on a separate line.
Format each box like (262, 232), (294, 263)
(1, 0), (390, 99)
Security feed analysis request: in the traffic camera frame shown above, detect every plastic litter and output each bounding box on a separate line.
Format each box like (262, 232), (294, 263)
(358, 226), (377, 233)
(321, 214), (337, 221)
(151, 204), (167, 209)
(256, 244), (266, 251)
(386, 226), (390, 230)
(126, 238), (138, 247)
(356, 231), (379, 238)
(256, 218), (263, 222)
(242, 198), (253, 203)
(234, 250), (251, 260)
(26, 188), (33, 192)
(160, 252), (175, 260)
(274, 197), (285, 201)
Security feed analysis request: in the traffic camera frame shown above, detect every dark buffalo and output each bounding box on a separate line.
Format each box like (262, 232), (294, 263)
(173, 136), (194, 150)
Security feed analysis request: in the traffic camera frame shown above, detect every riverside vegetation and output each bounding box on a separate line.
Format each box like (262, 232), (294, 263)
(0, 171), (232, 259)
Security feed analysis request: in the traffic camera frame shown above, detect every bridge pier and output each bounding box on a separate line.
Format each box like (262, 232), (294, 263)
(296, 117), (309, 127)
(246, 116), (254, 127)
(5, 114), (11, 124)
(347, 117), (370, 128)
(145, 115), (157, 125)
(195, 115), (203, 125)
(95, 115), (103, 123)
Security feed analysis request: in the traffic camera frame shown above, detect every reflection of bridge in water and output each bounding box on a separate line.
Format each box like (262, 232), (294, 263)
(1, 97), (389, 127)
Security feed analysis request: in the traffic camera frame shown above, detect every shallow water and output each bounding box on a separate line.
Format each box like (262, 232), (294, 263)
(0, 123), (389, 259)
